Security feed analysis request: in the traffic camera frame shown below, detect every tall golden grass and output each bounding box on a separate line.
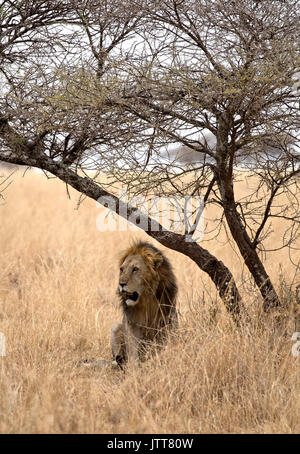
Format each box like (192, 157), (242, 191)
(0, 170), (299, 433)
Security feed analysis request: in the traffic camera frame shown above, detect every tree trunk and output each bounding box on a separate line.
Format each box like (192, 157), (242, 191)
(220, 184), (280, 311)
(215, 114), (280, 312)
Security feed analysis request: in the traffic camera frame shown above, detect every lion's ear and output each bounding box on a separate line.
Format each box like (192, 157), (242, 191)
(153, 253), (163, 270)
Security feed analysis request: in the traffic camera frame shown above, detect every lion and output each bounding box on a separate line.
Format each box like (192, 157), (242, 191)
(109, 241), (178, 367)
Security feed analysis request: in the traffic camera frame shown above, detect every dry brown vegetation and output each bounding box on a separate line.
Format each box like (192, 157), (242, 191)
(0, 171), (299, 434)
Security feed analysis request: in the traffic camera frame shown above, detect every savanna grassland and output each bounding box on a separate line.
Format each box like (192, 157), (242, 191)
(0, 170), (299, 434)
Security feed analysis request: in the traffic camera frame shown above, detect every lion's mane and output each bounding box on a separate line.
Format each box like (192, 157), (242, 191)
(119, 241), (178, 344)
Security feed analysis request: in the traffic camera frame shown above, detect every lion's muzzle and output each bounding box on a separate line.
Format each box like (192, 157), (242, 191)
(119, 285), (140, 306)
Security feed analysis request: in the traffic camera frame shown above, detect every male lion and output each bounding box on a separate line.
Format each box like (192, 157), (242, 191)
(110, 241), (178, 366)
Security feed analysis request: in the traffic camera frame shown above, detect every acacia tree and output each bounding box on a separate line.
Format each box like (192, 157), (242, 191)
(0, 0), (244, 321)
(0, 0), (299, 318)
(118, 0), (300, 310)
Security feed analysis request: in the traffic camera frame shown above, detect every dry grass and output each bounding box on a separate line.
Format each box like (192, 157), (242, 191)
(0, 170), (299, 434)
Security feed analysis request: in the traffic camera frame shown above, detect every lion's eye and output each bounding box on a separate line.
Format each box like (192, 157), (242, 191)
(132, 267), (139, 273)
(120, 267), (123, 273)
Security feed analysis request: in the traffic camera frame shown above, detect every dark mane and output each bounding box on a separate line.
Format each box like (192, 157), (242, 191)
(119, 241), (178, 324)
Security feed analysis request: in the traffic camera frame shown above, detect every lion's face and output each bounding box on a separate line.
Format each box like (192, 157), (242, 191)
(119, 254), (151, 307)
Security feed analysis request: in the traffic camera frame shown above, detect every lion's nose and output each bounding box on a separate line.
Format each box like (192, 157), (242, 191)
(119, 283), (126, 292)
